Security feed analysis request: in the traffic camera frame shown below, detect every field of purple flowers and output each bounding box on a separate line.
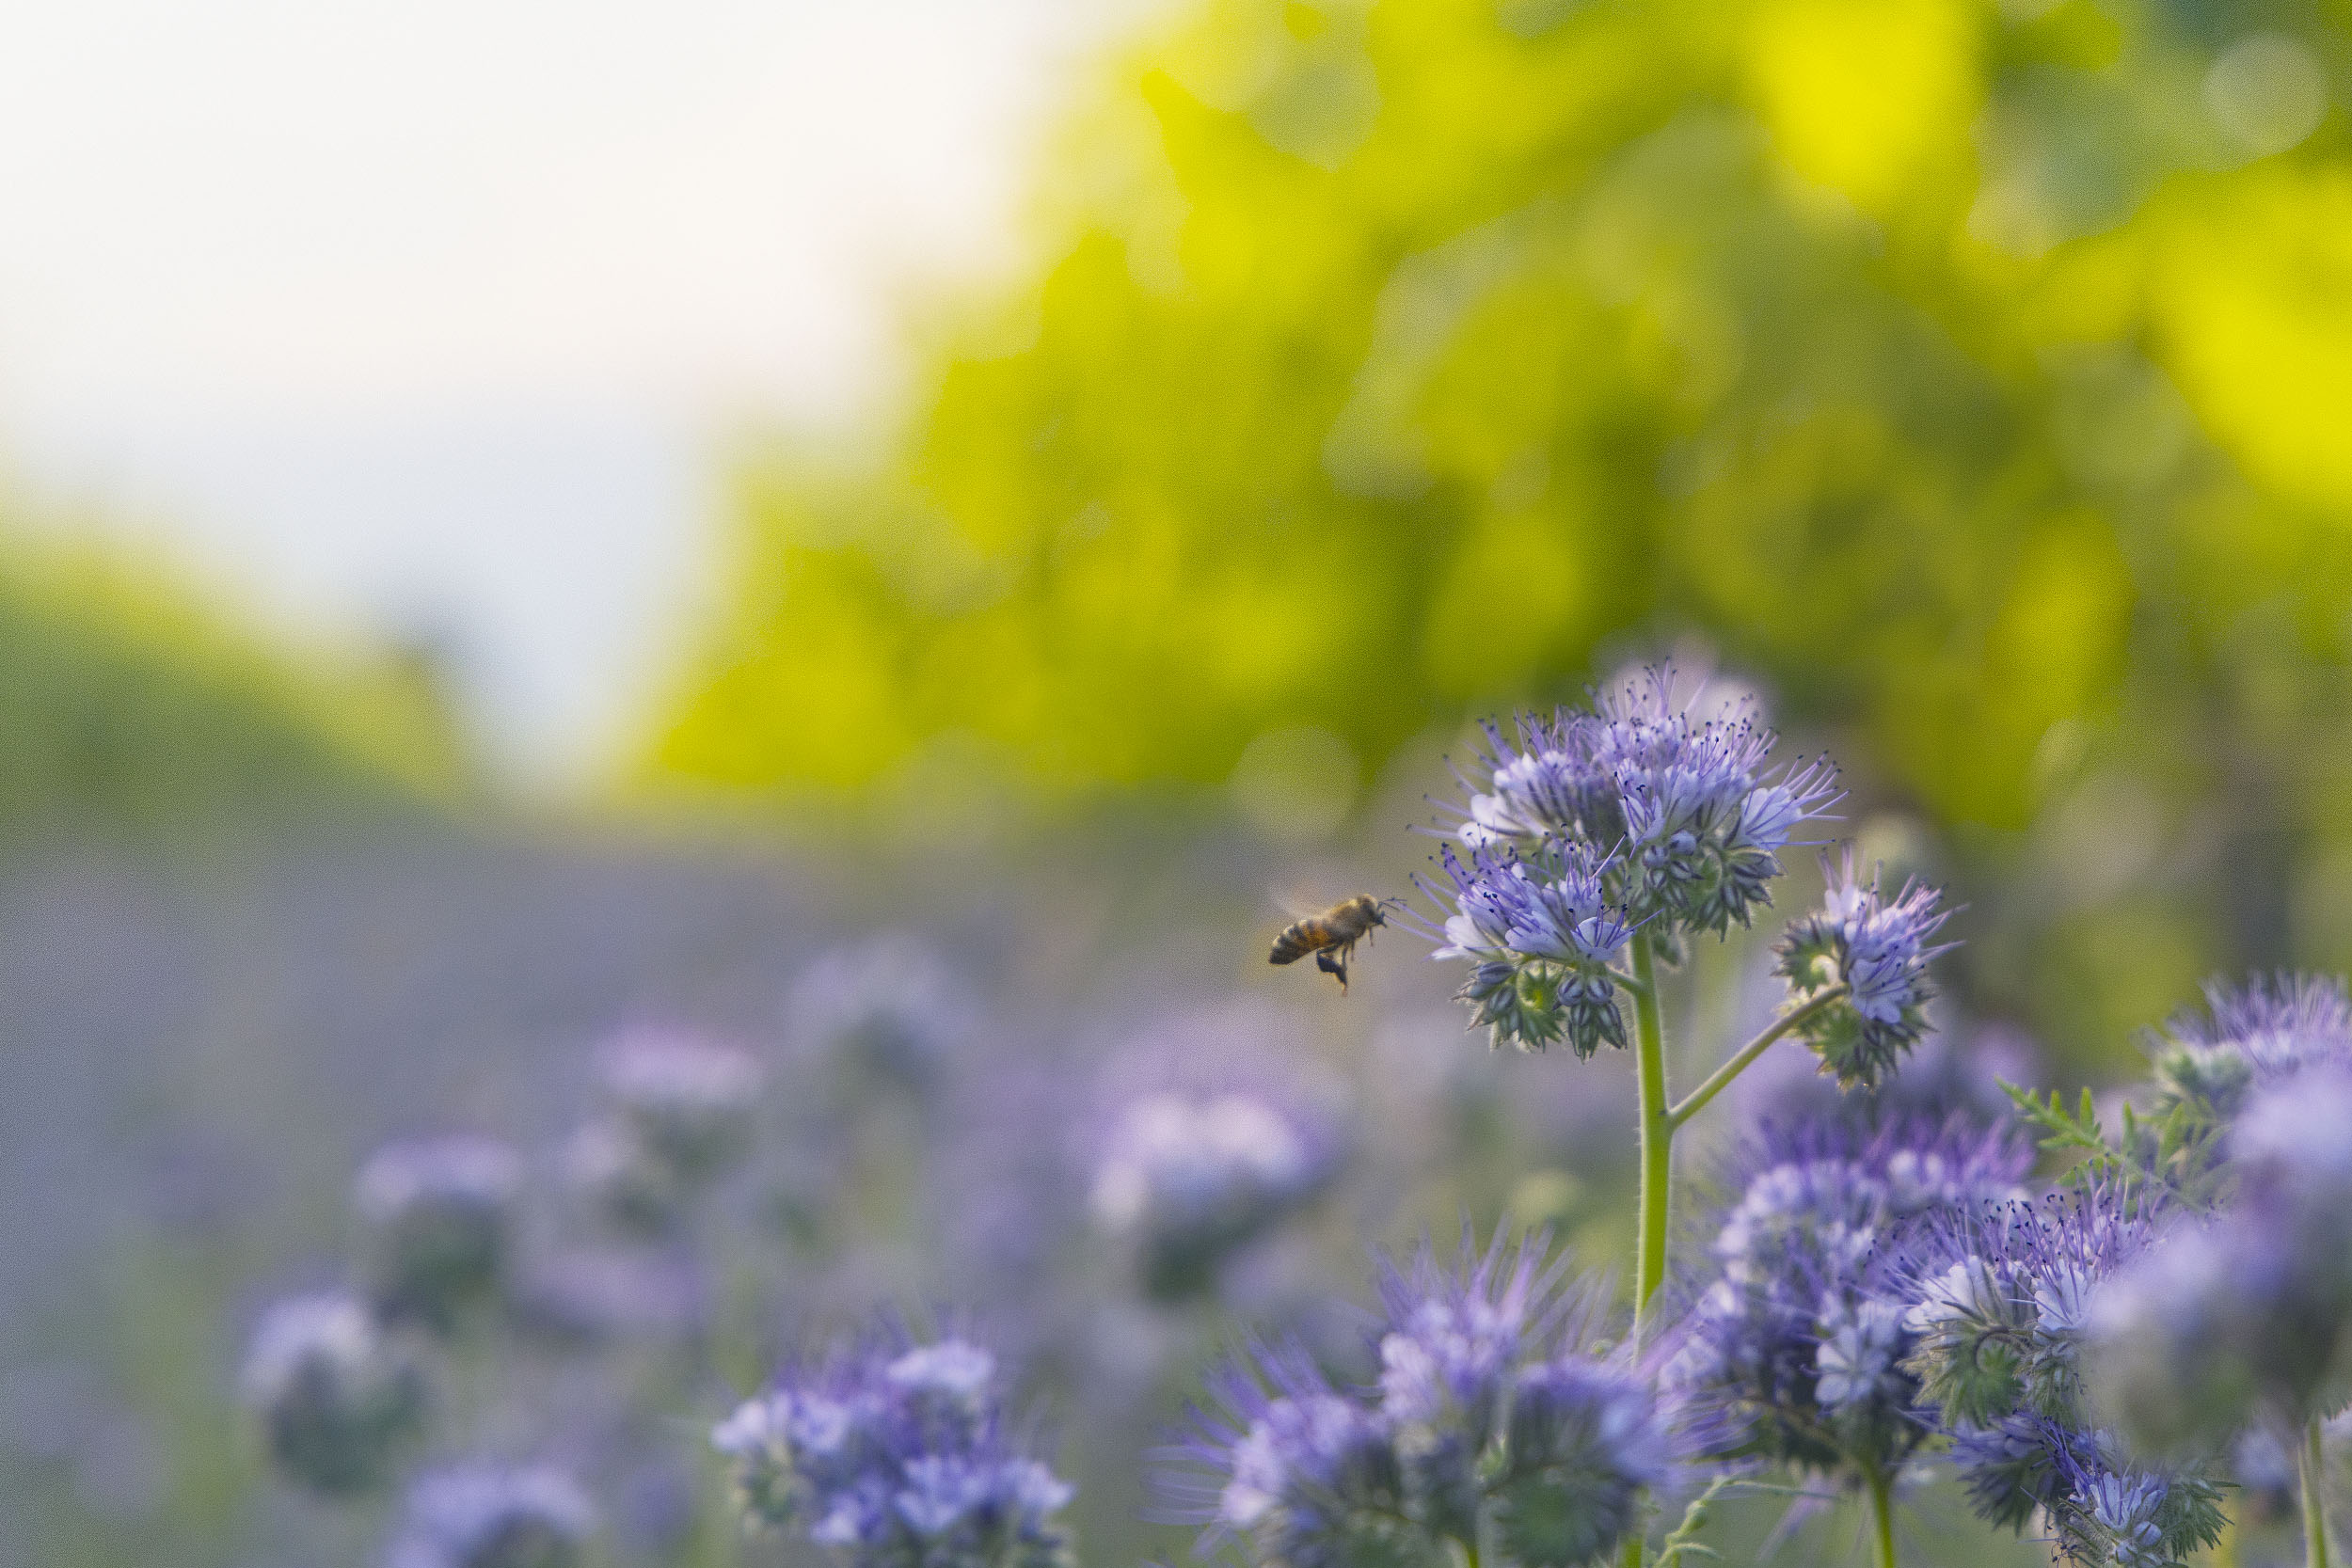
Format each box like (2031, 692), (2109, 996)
(10, 675), (2348, 1568)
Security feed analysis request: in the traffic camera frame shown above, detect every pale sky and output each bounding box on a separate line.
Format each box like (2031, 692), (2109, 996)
(0, 0), (1157, 783)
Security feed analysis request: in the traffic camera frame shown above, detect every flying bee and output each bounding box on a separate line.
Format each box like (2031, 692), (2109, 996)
(1268, 895), (1394, 993)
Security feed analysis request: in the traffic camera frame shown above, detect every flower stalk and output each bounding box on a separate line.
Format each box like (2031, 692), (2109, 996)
(1629, 931), (1672, 1349)
(1667, 983), (1851, 1132)
(2307, 1414), (2333, 1568)
(1865, 1465), (1896, 1568)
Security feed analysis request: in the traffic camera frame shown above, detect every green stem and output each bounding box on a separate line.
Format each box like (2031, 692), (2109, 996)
(1617, 932), (1673, 1568)
(1865, 1466), (1897, 1568)
(1664, 983), (1850, 1132)
(1629, 933), (1672, 1344)
(2305, 1414), (2332, 1568)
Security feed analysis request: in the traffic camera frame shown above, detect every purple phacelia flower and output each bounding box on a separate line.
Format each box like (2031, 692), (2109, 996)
(389, 1464), (596, 1568)
(1090, 1089), (1337, 1303)
(1892, 1179), (2164, 1432)
(1773, 850), (1953, 1089)
(1168, 1234), (1675, 1568)
(238, 1290), (424, 1496)
(1667, 1116), (2026, 1484)
(712, 1330), (1074, 1568)
(1889, 1180), (2230, 1564)
(1439, 669), (1840, 940)
(1417, 843), (1634, 1057)
(353, 1135), (522, 1332)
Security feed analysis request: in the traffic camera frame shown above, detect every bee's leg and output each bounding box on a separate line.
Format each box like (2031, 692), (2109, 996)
(1318, 942), (1354, 992)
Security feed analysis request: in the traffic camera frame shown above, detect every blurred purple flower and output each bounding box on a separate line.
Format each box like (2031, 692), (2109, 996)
(389, 1463), (596, 1568)
(713, 1329), (1074, 1568)
(559, 1117), (690, 1239)
(2090, 1066), (2352, 1448)
(2146, 971), (2352, 1118)
(596, 1026), (763, 1185)
(354, 1135), (523, 1332)
(1170, 1234), (1674, 1568)
(1090, 1088), (1338, 1303)
(787, 936), (970, 1099)
(239, 1290), (425, 1496)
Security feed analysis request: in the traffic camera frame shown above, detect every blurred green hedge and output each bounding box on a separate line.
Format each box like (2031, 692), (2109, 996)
(0, 526), (469, 854)
(651, 0), (2352, 1066)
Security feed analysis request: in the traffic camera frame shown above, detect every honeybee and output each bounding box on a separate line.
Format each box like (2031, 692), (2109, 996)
(1268, 895), (1392, 992)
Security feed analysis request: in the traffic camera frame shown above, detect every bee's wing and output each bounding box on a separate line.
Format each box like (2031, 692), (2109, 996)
(1271, 884), (1324, 921)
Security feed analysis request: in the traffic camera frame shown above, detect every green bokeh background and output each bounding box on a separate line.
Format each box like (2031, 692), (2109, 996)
(644, 0), (2352, 1071)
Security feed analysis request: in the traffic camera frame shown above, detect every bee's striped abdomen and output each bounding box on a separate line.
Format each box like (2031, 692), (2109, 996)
(1269, 918), (1333, 965)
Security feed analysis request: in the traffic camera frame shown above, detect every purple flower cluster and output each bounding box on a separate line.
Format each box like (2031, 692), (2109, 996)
(1773, 850), (1953, 1090)
(1421, 672), (1839, 1056)
(1667, 1116), (2027, 1485)
(1173, 1236), (1674, 1568)
(1425, 841), (1635, 1056)
(712, 1333), (1075, 1568)
(1442, 670), (1839, 939)
(388, 1464), (596, 1568)
(237, 1290), (426, 1496)
(1089, 1088), (1338, 1302)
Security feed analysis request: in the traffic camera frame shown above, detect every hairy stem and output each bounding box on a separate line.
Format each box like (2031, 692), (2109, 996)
(1865, 1466), (1897, 1568)
(1630, 932), (1672, 1341)
(2305, 1413), (2333, 1568)
(1664, 983), (1851, 1131)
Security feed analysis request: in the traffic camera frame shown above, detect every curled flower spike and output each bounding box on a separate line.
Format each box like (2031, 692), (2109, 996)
(240, 1291), (425, 1496)
(712, 1327), (1074, 1568)
(1439, 669), (1841, 940)
(1892, 1180), (2164, 1433)
(1774, 850), (1952, 1089)
(1166, 1233), (1678, 1568)
(1417, 842), (1635, 1057)
(2041, 1424), (2228, 1568)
